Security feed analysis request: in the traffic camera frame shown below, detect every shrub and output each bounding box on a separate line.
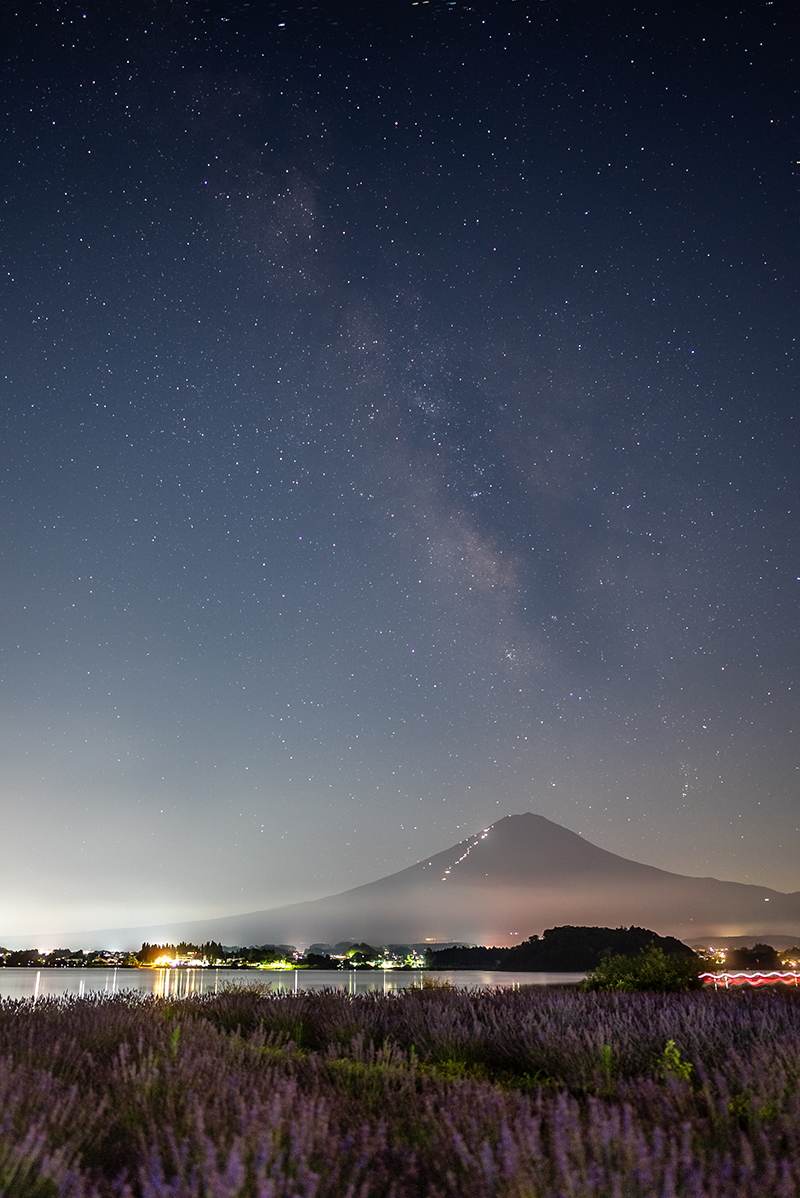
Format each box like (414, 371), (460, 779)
(411, 975), (458, 991)
(582, 943), (702, 992)
(218, 978), (273, 997)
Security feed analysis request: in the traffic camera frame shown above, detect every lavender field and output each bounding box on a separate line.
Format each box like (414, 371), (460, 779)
(1, 984), (799, 1197)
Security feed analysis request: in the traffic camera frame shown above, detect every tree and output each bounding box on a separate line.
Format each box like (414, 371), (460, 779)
(137, 943), (176, 964)
(425, 945), (508, 970)
(726, 944), (782, 971)
(4, 949), (42, 967)
(202, 941), (227, 963)
(502, 926), (695, 972)
(302, 952), (338, 969)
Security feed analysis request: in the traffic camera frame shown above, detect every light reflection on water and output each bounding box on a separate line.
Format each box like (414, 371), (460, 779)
(0, 968), (584, 1001)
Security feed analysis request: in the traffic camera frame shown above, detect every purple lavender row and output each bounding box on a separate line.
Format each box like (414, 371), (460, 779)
(1, 987), (799, 1196)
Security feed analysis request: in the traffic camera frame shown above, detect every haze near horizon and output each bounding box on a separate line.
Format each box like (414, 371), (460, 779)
(1, 0), (797, 939)
(5, 813), (800, 952)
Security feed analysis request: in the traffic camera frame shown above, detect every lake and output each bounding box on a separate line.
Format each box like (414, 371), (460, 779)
(0, 967), (585, 1000)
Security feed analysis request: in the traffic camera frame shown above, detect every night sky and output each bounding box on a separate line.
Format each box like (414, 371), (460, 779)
(2, 0), (798, 941)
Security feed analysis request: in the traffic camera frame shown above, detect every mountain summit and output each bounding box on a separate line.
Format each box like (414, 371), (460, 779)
(227, 811), (797, 947)
(13, 813), (798, 950)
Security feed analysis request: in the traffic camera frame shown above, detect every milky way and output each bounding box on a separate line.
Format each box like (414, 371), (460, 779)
(1, 0), (797, 939)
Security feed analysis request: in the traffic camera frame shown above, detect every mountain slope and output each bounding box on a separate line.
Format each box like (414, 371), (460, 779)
(219, 811), (798, 946)
(8, 813), (798, 951)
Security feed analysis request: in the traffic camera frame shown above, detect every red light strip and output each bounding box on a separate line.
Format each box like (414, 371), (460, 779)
(700, 971), (800, 988)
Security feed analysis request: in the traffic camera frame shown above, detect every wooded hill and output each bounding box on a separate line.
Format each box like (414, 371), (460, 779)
(426, 925), (696, 971)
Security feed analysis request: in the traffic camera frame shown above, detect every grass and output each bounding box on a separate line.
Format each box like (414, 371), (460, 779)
(1, 985), (799, 1195)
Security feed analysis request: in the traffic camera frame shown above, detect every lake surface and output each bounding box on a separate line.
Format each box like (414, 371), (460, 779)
(0, 968), (584, 1000)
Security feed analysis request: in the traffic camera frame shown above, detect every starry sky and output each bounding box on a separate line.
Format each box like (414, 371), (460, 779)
(1, 0), (798, 940)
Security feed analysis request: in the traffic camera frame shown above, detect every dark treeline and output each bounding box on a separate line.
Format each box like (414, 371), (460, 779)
(4, 930), (799, 971)
(0, 948), (132, 968)
(0, 943), (296, 968)
(726, 943), (786, 970)
(137, 942), (224, 964)
(426, 926), (698, 972)
(136, 942), (297, 965)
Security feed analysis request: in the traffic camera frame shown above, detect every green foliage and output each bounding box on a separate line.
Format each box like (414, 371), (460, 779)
(660, 1039), (693, 1082)
(582, 943), (702, 992)
(412, 975), (457, 992)
(346, 942), (377, 957)
(598, 1043), (615, 1094)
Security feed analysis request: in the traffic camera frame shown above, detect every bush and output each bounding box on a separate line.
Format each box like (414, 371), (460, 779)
(582, 943), (702, 992)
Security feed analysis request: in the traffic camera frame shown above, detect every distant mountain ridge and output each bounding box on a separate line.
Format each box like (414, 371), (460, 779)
(5, 813), (800, 950)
